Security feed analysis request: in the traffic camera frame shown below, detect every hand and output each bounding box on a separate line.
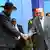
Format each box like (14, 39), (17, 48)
(22, 35), (28, 40)
(15, 36), (20, 40)
(21, 33), (28, 40)
(18, 36), (20, 39)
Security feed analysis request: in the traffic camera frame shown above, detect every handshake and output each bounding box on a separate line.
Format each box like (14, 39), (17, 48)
(16, 30), (33, 40)
(15, 33), (29, 40)
(21, 33), (30, 40)
(15, 30), (33, 40)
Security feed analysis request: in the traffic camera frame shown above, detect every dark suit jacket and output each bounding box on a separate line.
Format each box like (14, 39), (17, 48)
(0, 11), (21, 48)
(17, 24), (24, 34)
(30, 17), (47, 50)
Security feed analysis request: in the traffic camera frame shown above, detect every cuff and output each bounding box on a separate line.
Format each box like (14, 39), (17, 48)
(18, 36), (20, 40)
(20, 33), (24, 36)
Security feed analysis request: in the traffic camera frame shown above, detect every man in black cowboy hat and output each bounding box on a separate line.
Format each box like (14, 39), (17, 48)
(0, 2), (28, 50)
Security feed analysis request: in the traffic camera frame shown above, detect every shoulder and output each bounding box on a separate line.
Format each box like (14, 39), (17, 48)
(17, 24), (22, 27)
(0, 12), (4, 16)
(0, 11), (6, 17)
(28, 18), (33, 22)
(0, 12), (5, 20)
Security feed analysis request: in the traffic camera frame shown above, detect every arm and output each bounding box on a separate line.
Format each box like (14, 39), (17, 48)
(1, 15), (21, 37)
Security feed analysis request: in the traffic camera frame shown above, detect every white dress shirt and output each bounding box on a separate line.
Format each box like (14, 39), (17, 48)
(40, 16), (44, 31)
(15, 25), (19, 31)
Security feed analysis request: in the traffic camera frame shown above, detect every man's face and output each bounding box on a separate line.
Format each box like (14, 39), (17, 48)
(5, 7), (13, 13)
(12, 21), (16, 25)
(48, 14), (50, 16)
(34, 12), (41, 16)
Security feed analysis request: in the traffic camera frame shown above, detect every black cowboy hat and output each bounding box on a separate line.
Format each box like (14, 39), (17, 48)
(0, 2), (17, 10)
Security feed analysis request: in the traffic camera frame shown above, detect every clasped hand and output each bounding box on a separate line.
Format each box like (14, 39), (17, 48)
(21, 34), (29, 40)
(15, 33), (31, 40)
(15, 34), (29, 40)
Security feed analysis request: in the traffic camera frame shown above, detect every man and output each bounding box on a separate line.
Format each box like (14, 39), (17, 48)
(0, 2), (27, 50)
(11, 18), (24, 34)
(27, 8), (48, 50)
(11, 18), (25, 50)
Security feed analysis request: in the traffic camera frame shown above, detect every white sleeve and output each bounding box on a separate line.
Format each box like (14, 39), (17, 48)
(18, 36), (21, 40)
(28, 29), (36, 36)
(15, 26), (19, 31)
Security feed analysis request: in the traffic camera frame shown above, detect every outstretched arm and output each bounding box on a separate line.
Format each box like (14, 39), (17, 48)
(1, 15), (21, 37)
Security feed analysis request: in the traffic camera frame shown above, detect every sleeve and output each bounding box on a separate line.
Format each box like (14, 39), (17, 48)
(1, 15), (21, 37)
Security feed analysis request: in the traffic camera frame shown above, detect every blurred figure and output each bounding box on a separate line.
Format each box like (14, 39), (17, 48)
(28, 8), (48, 50)
(11, 18), (24, 34)
(46, 12), (50, 16)
(0, 2), (27, 50)
(28, 8), (44, 32)
(11, 18), (25, 50)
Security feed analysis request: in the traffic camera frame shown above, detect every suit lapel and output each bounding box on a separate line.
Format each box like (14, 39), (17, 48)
(38, 17), (42, 29)
(36, 17), (44, 35)
(36, 17), (42, 29)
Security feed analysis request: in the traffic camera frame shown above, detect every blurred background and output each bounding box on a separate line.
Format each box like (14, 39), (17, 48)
(0, 0), (50, 33)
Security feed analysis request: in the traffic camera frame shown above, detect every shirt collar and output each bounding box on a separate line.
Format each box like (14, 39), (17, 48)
(2, 11), (11, 17)
(40, 16), (44, 20)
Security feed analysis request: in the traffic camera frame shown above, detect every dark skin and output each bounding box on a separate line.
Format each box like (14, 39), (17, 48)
(4, 7), (14, 14)
(11, 21), (16, 25)
(4, 7), (17, 25)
